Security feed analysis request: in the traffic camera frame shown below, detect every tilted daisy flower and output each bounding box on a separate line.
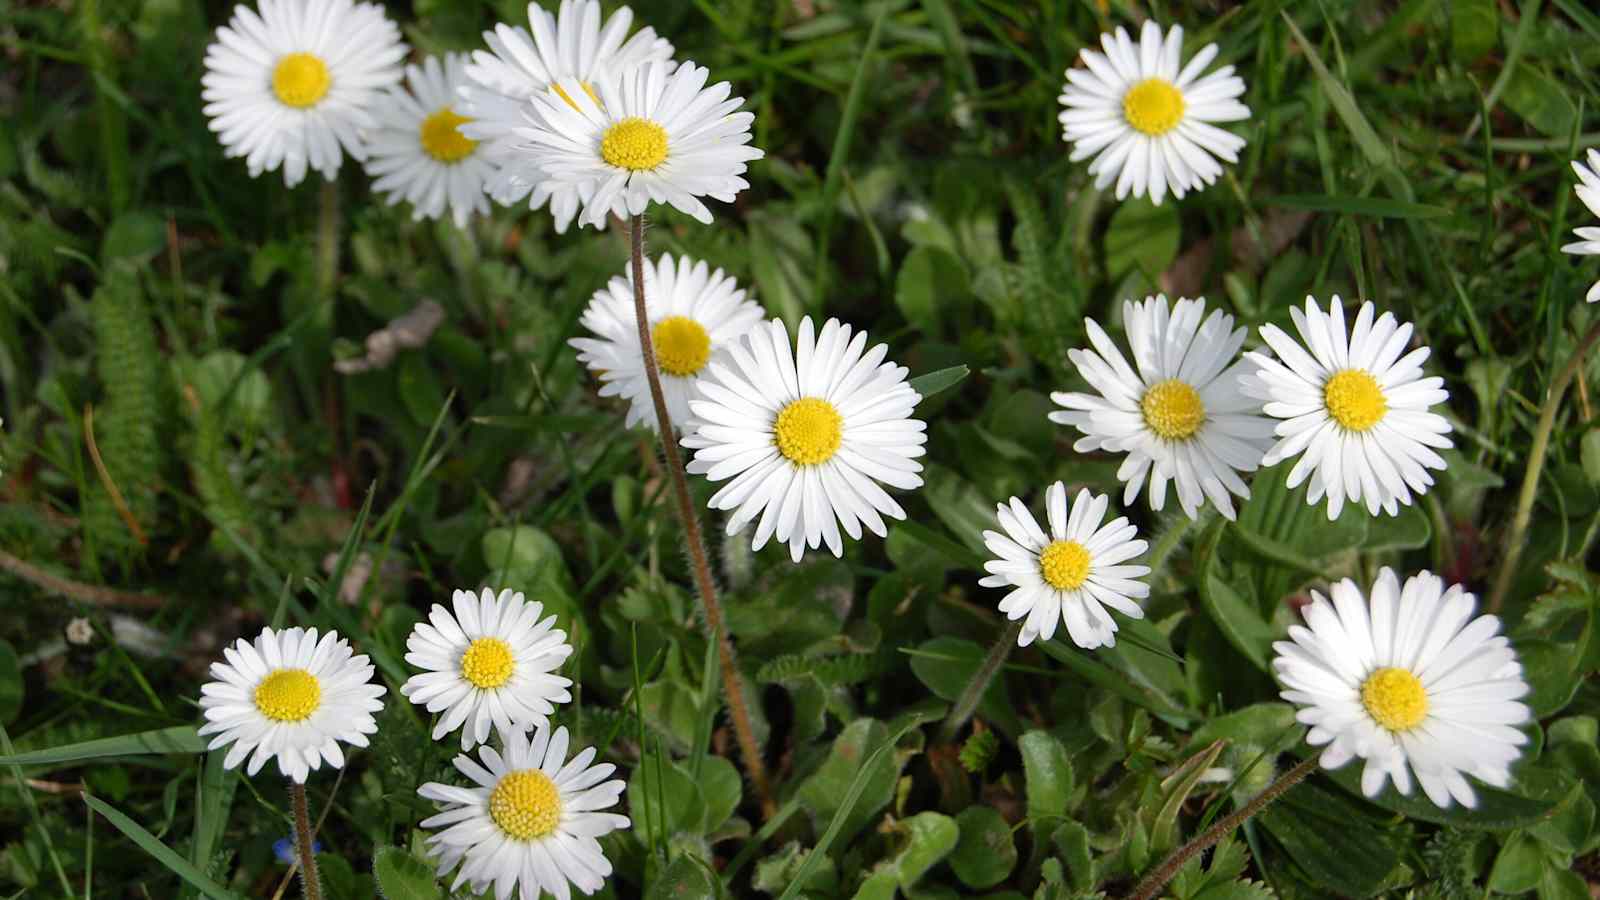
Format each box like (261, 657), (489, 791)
(1057, 22), (1249, 204)
(197, 627), (385, 783)
(1242, 296), (1453, 520)
(201, 0), (406, 187)
(417, 724), (629, 900)
(1273, 568), (1531, 808)
(980, 483), (1151, 650)
(682, 317), (927, 562)
(570, 253), (765, 432)
(1049, 295), (1274, 520)
(401, 588), (574, 751)
(1560, 148), (1600, 303)
(363, 54), (494, 228)
(458, 0), (673, 231)
(517, 60), (763, 228)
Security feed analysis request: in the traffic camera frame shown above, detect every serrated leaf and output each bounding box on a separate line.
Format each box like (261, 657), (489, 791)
(372, 846), (442, 900)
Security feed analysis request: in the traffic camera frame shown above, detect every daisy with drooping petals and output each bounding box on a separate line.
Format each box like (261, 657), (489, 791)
(517, 60), (763, 228)
(197, 627), (385, 783)
(1057, 21), (1249, 204)
(417, 724), (629, 900)
(1273, 568), (1531, 809)
(401, 588), (574, 751)
(1243, 296), (1453, 520)
(458, 0), (673, 231)
(363, 54), (494, 228)
(570, 254), (765, 432)
(980, 483), (1151, 650)
(682, 317), (927, 562)
(1049, 295), (1274, 521)
(1560, 149), (1600, 303)
(201, 0), (406, 187)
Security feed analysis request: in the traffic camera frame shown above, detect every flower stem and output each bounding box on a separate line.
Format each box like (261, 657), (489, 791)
(289, 782), (323, 900)
(938, 621), (1021, 743)
(1127, 753), (1320, 900)
(626, 215), (775, 820)
(1488, 317), (1600, 613)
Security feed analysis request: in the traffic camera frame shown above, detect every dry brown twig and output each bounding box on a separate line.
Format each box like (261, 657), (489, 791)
(333, 300), (446, 374)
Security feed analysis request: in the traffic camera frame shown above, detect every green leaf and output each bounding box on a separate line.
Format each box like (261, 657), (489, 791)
(372, 846), (443, 900)
(1188, 704), (1299, 752)
(1317, 757), (1563, 830)
(1282, 13), (1394, 169)
(1262, 195), (1449, 219)
(645, 853), (718, 900)
(1018, 730), (1075, 827)
(1105, 198), (1180, 278)
(84, 794), (246, 900)
(1539, 866), (1590, 900)
(1520, 638), (1584, 717)
(1500, 63), (1577, 138)
(896, 246), (968, 337)
(698, 755), (742, 835)
(1450, 0), (1499, 61)
(629, 753), (707, 843)
(1487, 832), (1545, 894)
(949, 806), (1017, 889)
(908, 365), (970, 401)
(907, 637), (1021, 736)
(0, 640), (20, 725)
(1198, 568), (1275, 673)
(1257, 781), (1403, 897)
(1052, 819), (1095, 892)
(0, 726), (207, 766)
(889, 812), (959, 889)
(100, 209), (166, 263)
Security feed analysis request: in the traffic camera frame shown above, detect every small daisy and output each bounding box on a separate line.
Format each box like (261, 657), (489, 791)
(1057, 21), (1249, 204)
(197, 627), (385, 783)
(1243, 296), (1453, 520)
(1050, 295), (1274, 520)
(363, 54), (494, 228)
(417, 724), (629, 900)
(570, 253), (765, 432)
(201, 0), (406, 187)
(517, 60), (763, 228)
(1560, 148), (1600, 303)
(458, 0), (674, 232)
(1273, 568), (1531, 809)
(401, 588), (574, 751)
(682, 317), (927, 562)
(980, 484), (1151, 650)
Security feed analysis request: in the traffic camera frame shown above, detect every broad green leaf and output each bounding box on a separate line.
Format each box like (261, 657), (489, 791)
(1540, 866), (1590, 900)
(0, 726), (207, 766)
(796, 719), (899, 847)
(100, 210), (166, 263)
(0, 640), (20, 725)
(1018, 730), (1074, 826)
(1500, 63), (1577, 138)
(629, 753), (706, 843)
(1519, 638), (1584, 716)
(907, 637), (1021, 736)
(889, 812), (959, 889)
(84, 794), (246, 900)
(1052, 819), (1095, 892)
(908, 365), (970, 401)
(895, 246), (967, 337)
(1487, 832), (1545, 894)
(372, 846), (443, 900)
(1529, 784), (1594, 854)
(1188, 704), (1299, 752)
(1318, 756), (1563, 830)
(1257, 781), (1403, 897)
(1450, 0), (1499, 61)
(1198, 568), (1274, 673)
(949, 806), (1017, 889)
(1105, 198), (1179, 278)
(645, 853), (718, 900)
(698, 755), (743, 835)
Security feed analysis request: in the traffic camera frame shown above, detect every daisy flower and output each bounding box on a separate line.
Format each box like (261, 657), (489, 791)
(980, 483), (1151, 650)
(517, 60), (763, 228)
(197, 627), (385, 783)
(1242, 296), (1453, 520)
(1560, 148), (1600, 303)
(201, 0), (406, 187)
(401, 588), (574, 751)
(363, 54), (494, 228)
(417, 724), (629, 900)
(458, 0), (673, 232)
(1057, 21), (1249, 204)
(682, 317), (928, 562)
(570, 253), (765, 432)
(1049, 295), (1275, 521)
(1273, 568), (1531, 809)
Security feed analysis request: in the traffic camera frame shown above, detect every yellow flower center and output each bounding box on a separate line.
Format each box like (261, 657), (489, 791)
(1038, 540), (1092, 590)
(459, 637), (515, 690)
(774, 398), (844, 466)
(1360, 667), (1428, 732)
(651, 316), (712, 377)
(272, 53), (331, 109)
(253, 668), (322, 722)
(488, 769), (563, 840)
(1140, 379), (1205, 441)
(1323, 369), (1388, 432)
(419, 107), (477, 164)
(553, 81), (601, 111)
(601, 117), (669, 171)
(1122, 78), (1186, 136)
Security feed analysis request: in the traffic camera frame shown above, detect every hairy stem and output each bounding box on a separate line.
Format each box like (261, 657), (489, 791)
(289, 782), (323, 900)
(627, 215), (776, 820)
(938, 621), (1021, 743)
(1488, 318), (1600, 613)
(1127, 754), (1320, 900)
(0, 548), (164, 609)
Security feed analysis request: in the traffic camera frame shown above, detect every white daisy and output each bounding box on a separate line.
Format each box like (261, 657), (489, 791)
(570, 253), (765, 432)
(201, 0), (406, 187)
(980, 483), (1151, 650)
(1273, 568), (1531, 809)
(516, 60), (763, 229)
(1560, 148), (1600, 303)
(457, 0), (673, 232)
(417, 724), (629, 900)
(401, 588), (574, 752)
(1057, 21), (1249, 204)
(197, 626), (385, 783)
(1049, 295), (1275, 521)
(363, 54), (494, 228)
(682, 317), (928, 562)
(1242, 296), (1453, 520)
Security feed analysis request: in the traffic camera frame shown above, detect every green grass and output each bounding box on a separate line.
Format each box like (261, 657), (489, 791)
(3, 0), (1600, 897)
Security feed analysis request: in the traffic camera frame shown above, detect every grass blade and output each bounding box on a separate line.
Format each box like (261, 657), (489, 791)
(812, 9), (887, 310)
(0, 726), (206, 767)
(84, 794), (246, 900)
